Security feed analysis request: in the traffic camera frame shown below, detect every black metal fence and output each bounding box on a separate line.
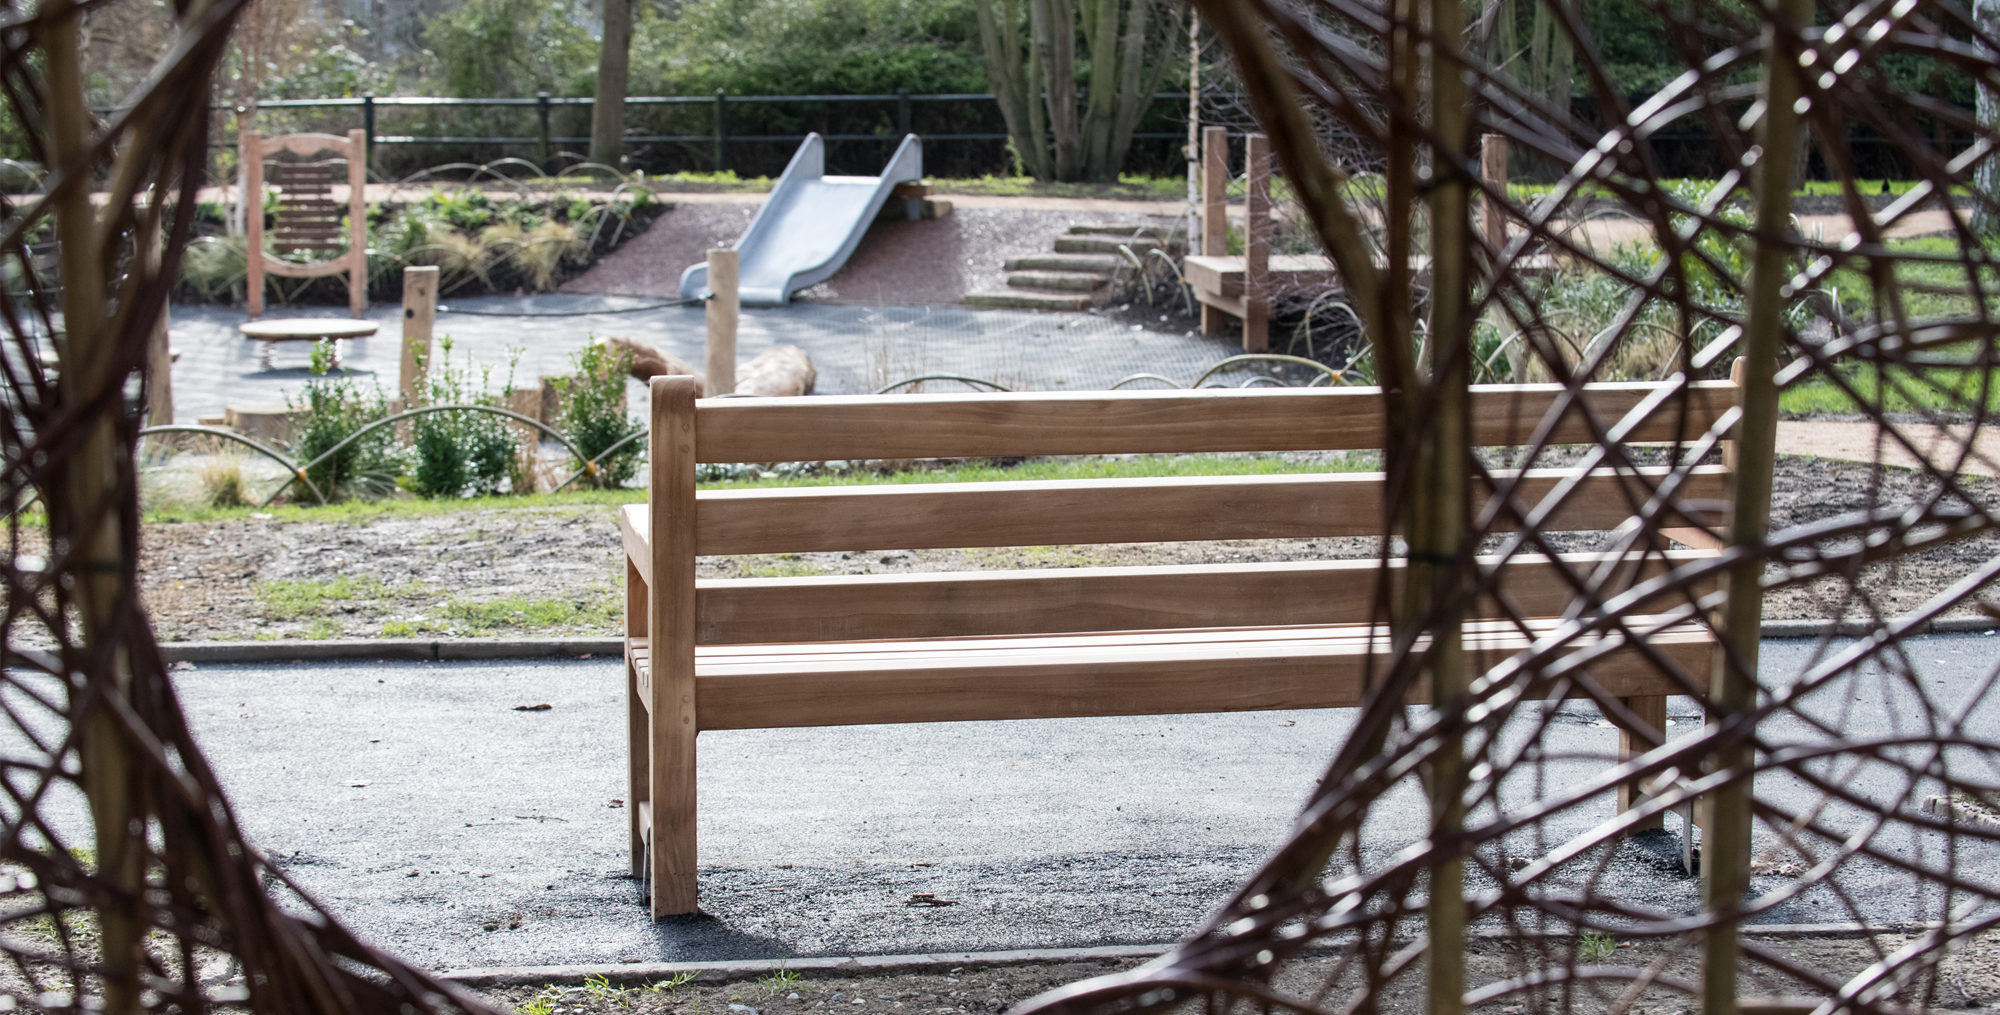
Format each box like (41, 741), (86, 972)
(204, 89), (1961, 183)
(237, 91), (1202, 179)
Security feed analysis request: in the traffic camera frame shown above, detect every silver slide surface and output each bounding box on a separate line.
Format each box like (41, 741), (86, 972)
(679, 133), (923, 307)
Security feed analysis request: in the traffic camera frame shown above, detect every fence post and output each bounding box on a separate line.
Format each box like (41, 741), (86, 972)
(705, 248), (739, 395)
(896, 89), (911, 137)
(538, 91), (553, 166)
(361, 93), (376, 150)
(713, 88), (728, 174)
(400, 266), (438, 410)
(1480, 133), (1508, 253)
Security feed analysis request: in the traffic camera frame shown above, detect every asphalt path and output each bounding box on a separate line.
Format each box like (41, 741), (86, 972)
(10, 634), (1999, 972)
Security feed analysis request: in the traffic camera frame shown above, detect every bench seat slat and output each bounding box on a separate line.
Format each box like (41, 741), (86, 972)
(693, 382), (1736, 463)
(695, 551), (1716, 644)
(690, 466), (1728, 555)
(680, 622), (1713, 730)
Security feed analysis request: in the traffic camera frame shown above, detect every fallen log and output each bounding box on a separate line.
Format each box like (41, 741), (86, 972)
(737, 345), (816, 397)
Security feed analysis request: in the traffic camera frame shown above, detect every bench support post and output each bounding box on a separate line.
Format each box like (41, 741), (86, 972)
(1199, 126), (1228, 335)
(1242, 132), (1270, 352)
(1616, 694), (1667, 831)
(626, 557), (649, 879)
(648, 375), (702, 917)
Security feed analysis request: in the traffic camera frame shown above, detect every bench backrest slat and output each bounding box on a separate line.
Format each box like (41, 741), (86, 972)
(692, 465), (1728, 555)
(695, 551), (1715, 644)
(692, 382), (1736, 463)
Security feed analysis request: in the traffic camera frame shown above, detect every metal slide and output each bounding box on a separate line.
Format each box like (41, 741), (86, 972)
(678, 133), (923, 307)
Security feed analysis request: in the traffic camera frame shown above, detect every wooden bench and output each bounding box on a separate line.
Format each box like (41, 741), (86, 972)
(619, 375), (1737, 917)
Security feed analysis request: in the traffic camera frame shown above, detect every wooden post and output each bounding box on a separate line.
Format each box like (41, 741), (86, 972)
(1200, 125), (1228, 335)
(1481, 133), (1508, 253)
(243, 130), (264, 318)
(1243, 132), (1271, 353)
(705, 248), (739, 396)
(346, 128), (368, 317)
(400, 266), (437, 408)
(142, 215), (172, 427)
(1616, 694), (1668, 830)
(649, 375), (701, 917)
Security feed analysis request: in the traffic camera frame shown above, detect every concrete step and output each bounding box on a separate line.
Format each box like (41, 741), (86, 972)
(1003, 252), (1122, 273)
(1067, 223), (1175, 241)
(1054, 235), (1162, 256)
(1007, 270), (1108, 293)
(963, 289), (1094, 312)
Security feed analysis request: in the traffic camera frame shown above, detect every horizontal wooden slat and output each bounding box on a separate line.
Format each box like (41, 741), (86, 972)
(691, 621), (1714, 729)
(691, 465), (1728, 555)
(257, 132), (358, 158)
(260, 253), (360, 277)
(695, 551), (1717, 644)
(693, 383), (1736, 464)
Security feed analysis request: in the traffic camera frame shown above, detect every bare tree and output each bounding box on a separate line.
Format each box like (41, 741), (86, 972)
(973, 0), (1179, 181)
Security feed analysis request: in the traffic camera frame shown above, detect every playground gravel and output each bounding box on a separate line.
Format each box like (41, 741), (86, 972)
(163, 294), (1235, 425)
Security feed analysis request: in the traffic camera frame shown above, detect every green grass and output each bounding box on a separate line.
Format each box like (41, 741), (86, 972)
(144, 487), (646, 524)
(256, 575), (390, 619)
(147, 453), (1378, 522)
(1780, 363), (2000, 417)
(1579, 930), (1618, 963)
(434, 591), (622, 634)
(737, 555), (835, 578)
(1818, 235), (2000, 322)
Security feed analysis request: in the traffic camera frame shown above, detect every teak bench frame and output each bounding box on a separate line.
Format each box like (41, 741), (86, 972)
(620, 375), (1737, 918)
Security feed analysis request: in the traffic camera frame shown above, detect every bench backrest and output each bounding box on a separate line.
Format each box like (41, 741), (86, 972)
(642, 377), (1737, 646)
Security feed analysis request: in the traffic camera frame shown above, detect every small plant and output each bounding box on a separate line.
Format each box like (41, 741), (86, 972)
(516, 986), (562, 1015)
(556, 341), (643, 488)
(407, 337), (522, 498)
(1579, 929), (1618, 962)
(288, 341), (401, 501)
(198, 457), (252, 508)
(646, 970), (698, 995)
(582, 973), (628, 1000)
(759, 963), (803, 996)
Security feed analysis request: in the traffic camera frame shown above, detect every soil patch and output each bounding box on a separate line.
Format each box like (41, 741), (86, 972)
(471, 931), (2000, 1015)
(135, 455), (1998, 643)
(565, 204), (1180, 306)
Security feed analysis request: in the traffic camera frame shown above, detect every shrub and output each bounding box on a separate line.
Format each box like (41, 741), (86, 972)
(407, 337), (522, 498)
(287, 341), (401, 501)
(556, 341), (643, 488)
(198, 457), (252, 508)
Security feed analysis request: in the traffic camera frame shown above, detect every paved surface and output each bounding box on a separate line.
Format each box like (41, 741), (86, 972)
(12, 634), (1992, 972)
(163, 296), (1235, 425)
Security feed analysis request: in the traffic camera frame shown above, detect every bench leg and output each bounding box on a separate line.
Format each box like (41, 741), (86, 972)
(649, 706), (698, 917)
(1200, 304), (1225, 335)
(626, 561), (648, 879)
(1616, 694), (1667, 831)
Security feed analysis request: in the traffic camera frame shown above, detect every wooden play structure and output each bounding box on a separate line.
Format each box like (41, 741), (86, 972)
(243, 129), (368, 317)
(1183, 129), (1535, 353)
(240, 129), (378, 368)
(618, 376), (1738, 917)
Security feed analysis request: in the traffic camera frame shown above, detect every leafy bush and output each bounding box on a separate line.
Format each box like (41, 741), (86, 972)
(288, 342), (402, 501)
(407, 337), (523, 498)
(556, 341), (643, 489)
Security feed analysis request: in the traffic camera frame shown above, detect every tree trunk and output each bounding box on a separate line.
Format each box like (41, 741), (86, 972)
(976, 0), (1171, 181)
(975, 0), (1045, 179)
(589, 0), (634, 168)
(1976, 0), (2000, 237)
